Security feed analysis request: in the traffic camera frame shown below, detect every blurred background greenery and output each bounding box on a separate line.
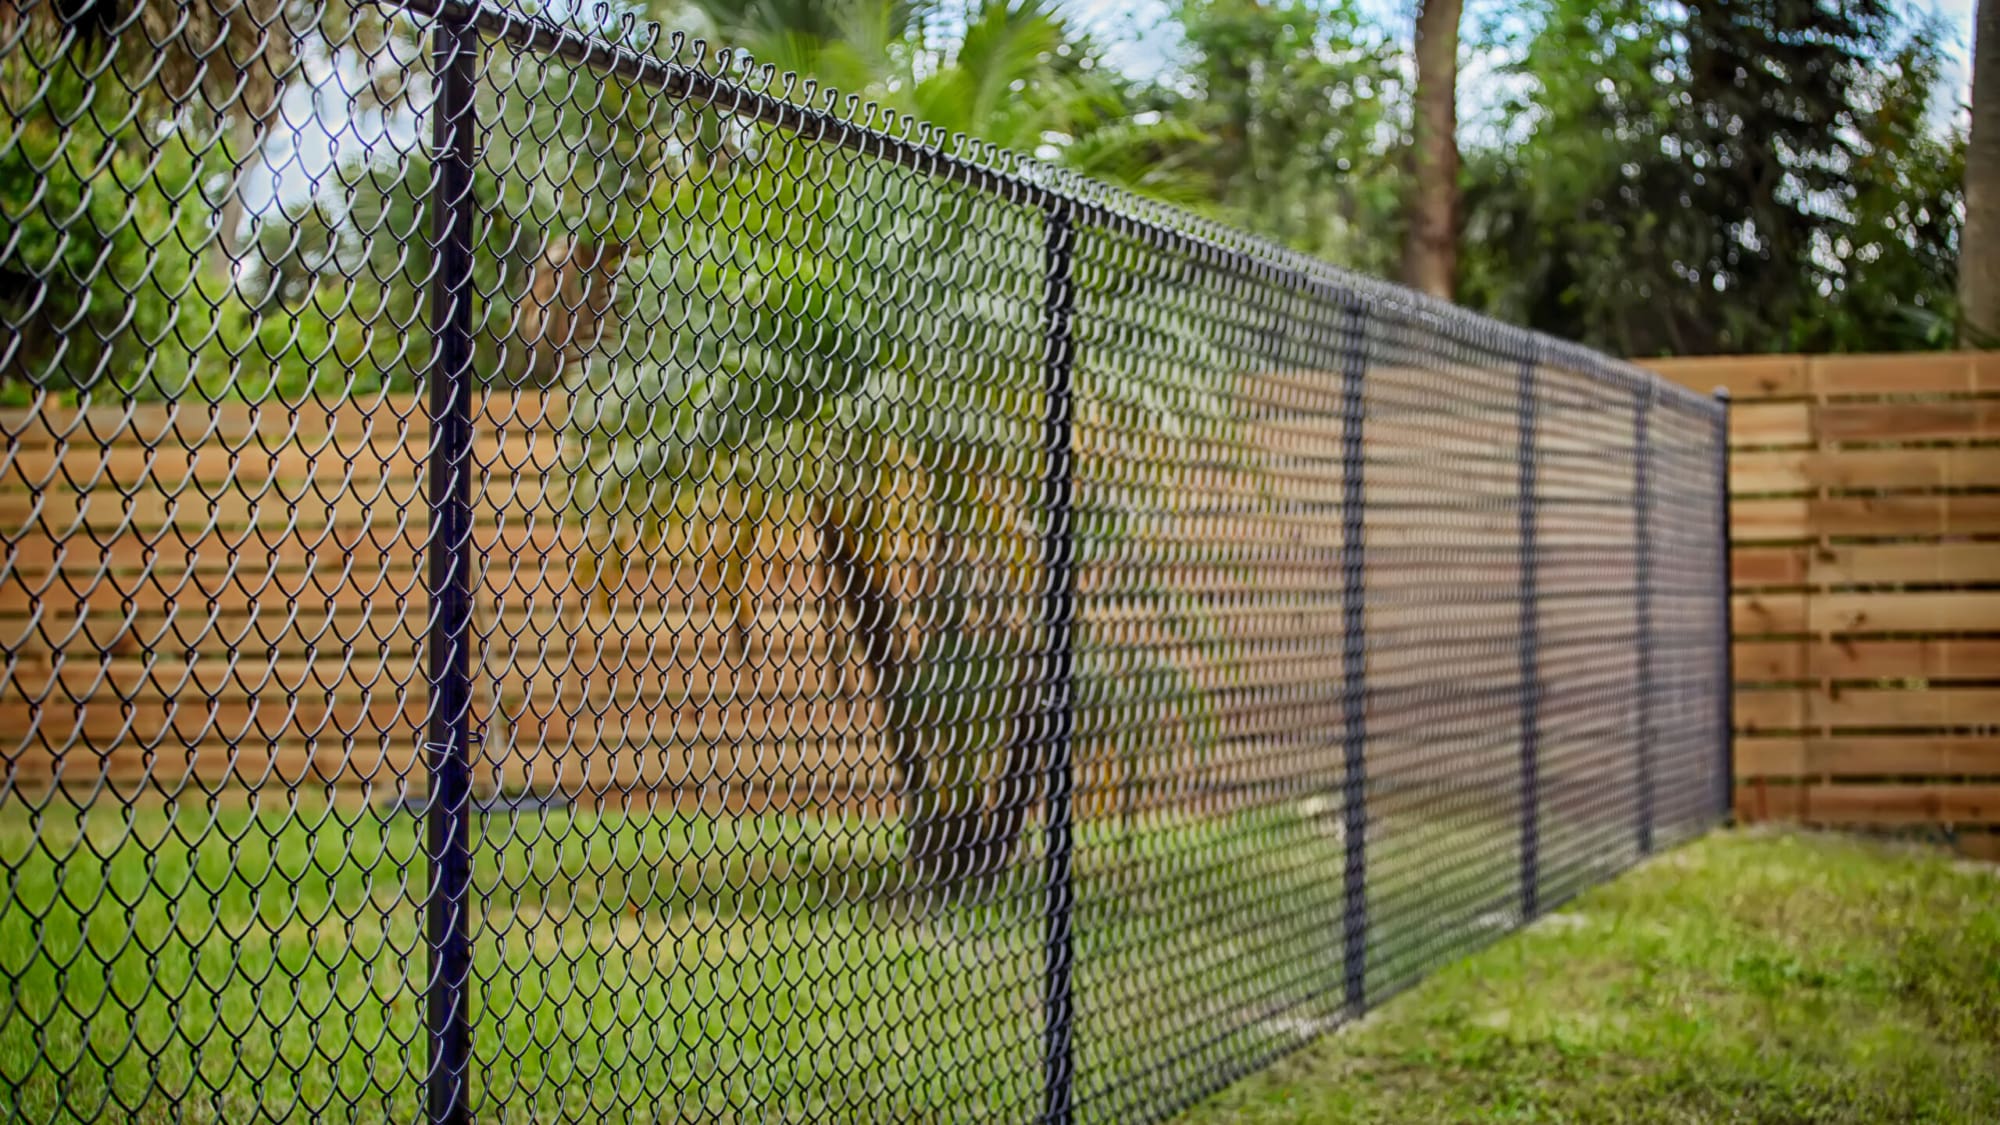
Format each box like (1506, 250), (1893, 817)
(0, 0), (1983, 409)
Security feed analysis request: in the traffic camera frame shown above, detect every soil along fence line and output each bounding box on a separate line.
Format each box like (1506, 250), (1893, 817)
(1648, 352), (2000, 859)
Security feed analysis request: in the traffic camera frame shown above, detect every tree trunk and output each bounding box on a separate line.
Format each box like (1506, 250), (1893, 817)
(815, 507), (1038, 897)
(1964, 0), (2000, 347)
(1401, 0), (1462, 301)
(815, 510), (977, 892)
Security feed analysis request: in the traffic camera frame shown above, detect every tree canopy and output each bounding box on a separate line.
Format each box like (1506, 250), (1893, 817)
(1, 0), (1969, 401)
(1460, 0), (1963, 355)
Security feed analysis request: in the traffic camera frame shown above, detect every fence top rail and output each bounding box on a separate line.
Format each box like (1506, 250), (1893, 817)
(387, 0), (1719, 418)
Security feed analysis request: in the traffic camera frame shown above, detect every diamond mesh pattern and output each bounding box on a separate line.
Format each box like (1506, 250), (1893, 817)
(0, 2), (1730, 1121)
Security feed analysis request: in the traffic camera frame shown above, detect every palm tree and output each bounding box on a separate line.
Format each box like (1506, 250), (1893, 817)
(565, 0), (1222, 892)
(219, 0), (1220, 892)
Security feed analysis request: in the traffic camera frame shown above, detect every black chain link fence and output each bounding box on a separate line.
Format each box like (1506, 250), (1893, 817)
(0, 1), (1731, 1120)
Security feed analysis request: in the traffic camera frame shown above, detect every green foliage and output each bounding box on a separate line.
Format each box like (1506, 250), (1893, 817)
(1457, 0), (1964, 356)
(1807, 25), (1967, 351)
(6, 0), (1973, 408)
(0, 66), (219, 400)
(1152, 0), (1406, 271)
(692, 0), (1190, 193)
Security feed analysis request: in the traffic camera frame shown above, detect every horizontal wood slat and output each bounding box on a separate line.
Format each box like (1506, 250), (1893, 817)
(1649, 351), (2000, 398)
(1734, 638), (2000, 682)
(1817, 401), (2000, 443)
(1647, 356), (1811, 399)
(1726, 403), (1814, 447)
(1809, 353), (2000, 396)
(1735, 737), (2000, 779)
(1731, 448), (2000, 492)
(1731, 495), (2000, 542)
(1733, 543), (2000, 589)
(1734, 783), (2000, 827)
(1736, 592), (2000, 635)
(1734, 688), (2000, 733)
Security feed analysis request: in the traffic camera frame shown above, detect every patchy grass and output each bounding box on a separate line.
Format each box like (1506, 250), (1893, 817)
(1176, 828), (2000, 1124)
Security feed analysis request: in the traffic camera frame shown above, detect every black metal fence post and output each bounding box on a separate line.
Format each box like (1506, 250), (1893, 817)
(1038, 200), (1081, 1125)
(424, 15), (479, 1125)
(1714, 388), (1735, 823)
(1633, 388), (1656, 855)
(1337, 300), (1369, 1012)
(1515, 347), (1541, 922)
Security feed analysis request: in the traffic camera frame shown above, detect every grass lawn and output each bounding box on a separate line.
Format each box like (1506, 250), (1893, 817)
(1175, 828), (2000, 1124)
(2, 796), (1412, 1122)
(10, 791), (1838, 1124)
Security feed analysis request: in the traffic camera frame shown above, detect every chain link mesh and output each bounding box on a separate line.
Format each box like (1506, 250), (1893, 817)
(0, 2), (1730, 1120)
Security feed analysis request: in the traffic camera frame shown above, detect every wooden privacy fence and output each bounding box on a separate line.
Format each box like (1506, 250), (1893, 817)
(3, 367), (1715, 825)
(1649, 352), (2000, 859)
